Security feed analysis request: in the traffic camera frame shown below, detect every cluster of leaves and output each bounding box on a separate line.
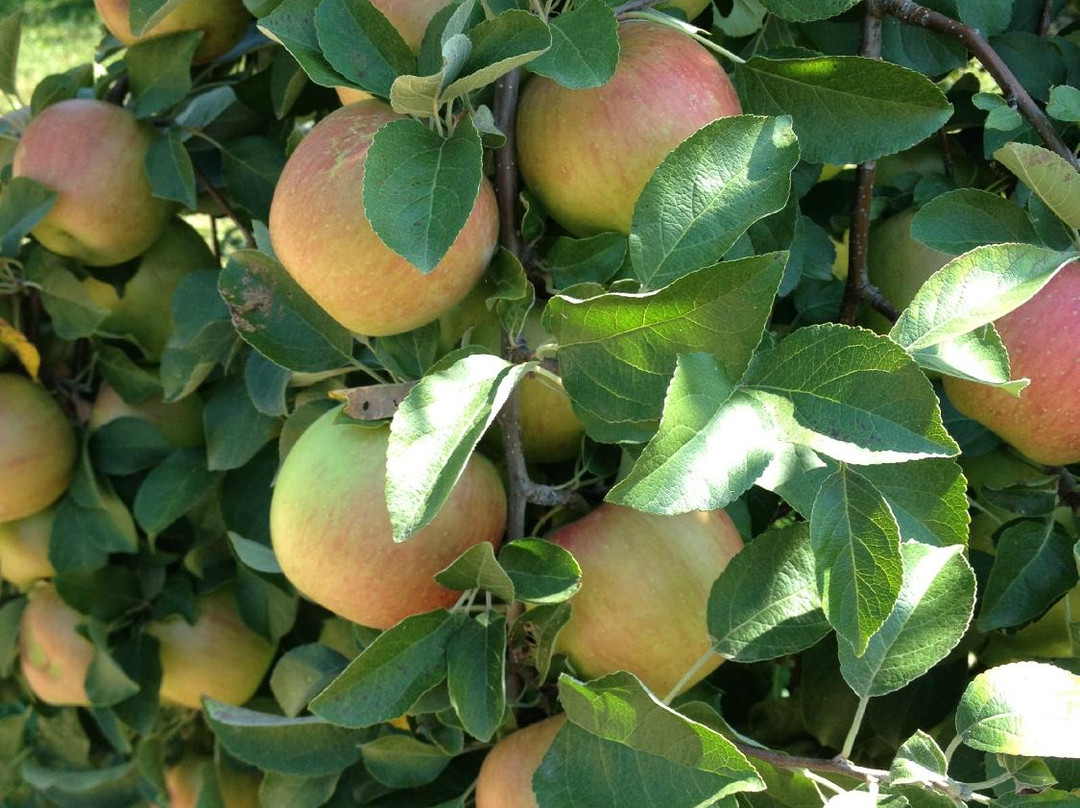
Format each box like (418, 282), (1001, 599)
(0, 0), (1079, 807)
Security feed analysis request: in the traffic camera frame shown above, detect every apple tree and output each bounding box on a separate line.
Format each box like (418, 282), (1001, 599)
(0, 0), (1079, 806)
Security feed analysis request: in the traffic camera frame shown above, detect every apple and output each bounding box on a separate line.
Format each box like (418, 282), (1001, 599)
(0, 374), (77, 523)
(548, 505), (743, 696)
(475, 716), (567, 808)
(334, 0), (453, 103)
(270, 408), (508, 629)
(516, 20), (742, 237)
(154, 755), (261, 808)
(89, 382), (205, 448)
(13, 99), (174, 267)
(94, 0), (251, 64)
(19, 583), (94, 707)
(0, 506), (56, 590)
(82, 219), (217, 360)
(269, 99), (499, 337)
(148, 585), (276, 710)
(942, 260), (1080, 466)
(864, 208), (950, 333)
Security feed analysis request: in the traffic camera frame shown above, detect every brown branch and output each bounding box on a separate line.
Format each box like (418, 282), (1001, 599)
(494, 70), (523, 263)
(730, 740), (889, 783)
(878, 0), (1079, 171)
(1038, 0), (1054, 36)
(191, 163), (256, 248)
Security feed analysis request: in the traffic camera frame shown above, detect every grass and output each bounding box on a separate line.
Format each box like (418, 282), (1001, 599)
(1, 0), (100, 110)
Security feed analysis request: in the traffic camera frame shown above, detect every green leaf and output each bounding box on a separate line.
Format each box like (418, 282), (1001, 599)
(21, 762), (143, 808)
(441, 10), (551, 102)
(23, 251), (109, 340)
(434, 543), (515, 603)
(957, 0), (1013, 36)
(534, 673), (765, 808)
(630, 115), (799, 289)
(363, 117), (483, 273)
(956, 662), (1080, 758)
(499, 539), (582, 604)
(310, 610), (461, 728)
(259, 771), (341, 808)
(126, 31), (203, 117)
(133, 448), (221, 536)
(1047, 85), (1080, 123)
(389, 36), (469, 119)
(890, 244), (1074, 354)
(707, 523), (830, 663)
(529, 0), (618, 90)
(245, 352), (290, 417)
(204, 700), (368, 776)
(890, 730), (948, 785)
(270, 644), (348, 718)
(911, 189), (1039, 255)
(55, 568), (142, 621)
(0, 177), (57, 257)
(446, 613), (506, 742)
(0, 12), (21, 95)
(995, 143), (1080, 229)
(387, 353), (530, 540)
(221, 136), (287, 222)
(756, 0), (859, 21)
(510, 601), (572, 682)
(85, 640), (141, 708)
(259, 0), (349, 87)
(315, 0), (415, 98)
(144, 128), (196, 210)
(607, 353), (776, 514)
(548, 253), (784, 444)
(361, 734), (451, 788)
(838, 541), (974, 697)
(219, 249), (355, 373)
(204, 376), (281, 472)
(810, 465), (903, 656)
(547, 232), (627, 290)
(735, 56), (952, 164)
(744, 324), (959, 465)
(0, 599), (25, 678)
(977, 519), (1079, 632)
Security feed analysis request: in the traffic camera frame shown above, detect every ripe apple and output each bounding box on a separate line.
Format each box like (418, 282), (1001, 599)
(0, 506), (56, 590)
(19, 583), (94, 706)
(82, 219), (217, 360)
(154, 755), (261, 808)
(148, 585), (276, 709)
(270, 408), (508, 629)
(864, 208), (950, 333)
(94, 0), (251, 64)
(269, 100), (499, 337)
(89, 382), (205, 448)
(548, 505), (743, 696)
(475, 716), (566, 808)
(0, 374), (76, 523)
(943, 260), (1080, 466)
(13, 99), (174, 267)
(516, 20), (742, 237)
(334, 0), (452, 104)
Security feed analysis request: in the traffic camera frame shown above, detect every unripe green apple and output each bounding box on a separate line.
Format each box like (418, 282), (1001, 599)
(517, 21), (742, 237)
(94, 0), (251, 64)
(0, 506), (56, 590)
(0, 374), (77, 523)
(89, 383), (205, 449)
(943, 260), (1080, 466)
(475, 716), (566, 808)
(12, 99), (174, 267)
(148, 586), (276, 709)
(548, 505), (743, 696)
(269, 100), (499, 337)
(82, 219), (216, 360)
(19, 583), (93, 706)
(270, 408), (508, 629)
(154, 755), (261, 808)
(864, 208), (950, 333)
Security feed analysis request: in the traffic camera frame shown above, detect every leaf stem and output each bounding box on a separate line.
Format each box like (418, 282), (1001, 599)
(840, 694), (870, 759)
(944, 733), (963, 764)
(663, 646), (718, 704)
(962, 772), (1015, 792)
(191, 162), (256, 249)
(620, 10), (747, 63)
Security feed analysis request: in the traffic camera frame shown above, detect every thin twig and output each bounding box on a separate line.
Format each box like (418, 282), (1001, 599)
(729, 741), (889, 782)
(191, 163), (256, 248)
(879, 0), (1079, 171)
(494, 70), (523, 263)
(1038, 0), (1054, 36)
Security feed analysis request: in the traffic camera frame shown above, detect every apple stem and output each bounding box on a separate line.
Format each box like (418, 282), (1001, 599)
(877, 0), (1079, 171)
